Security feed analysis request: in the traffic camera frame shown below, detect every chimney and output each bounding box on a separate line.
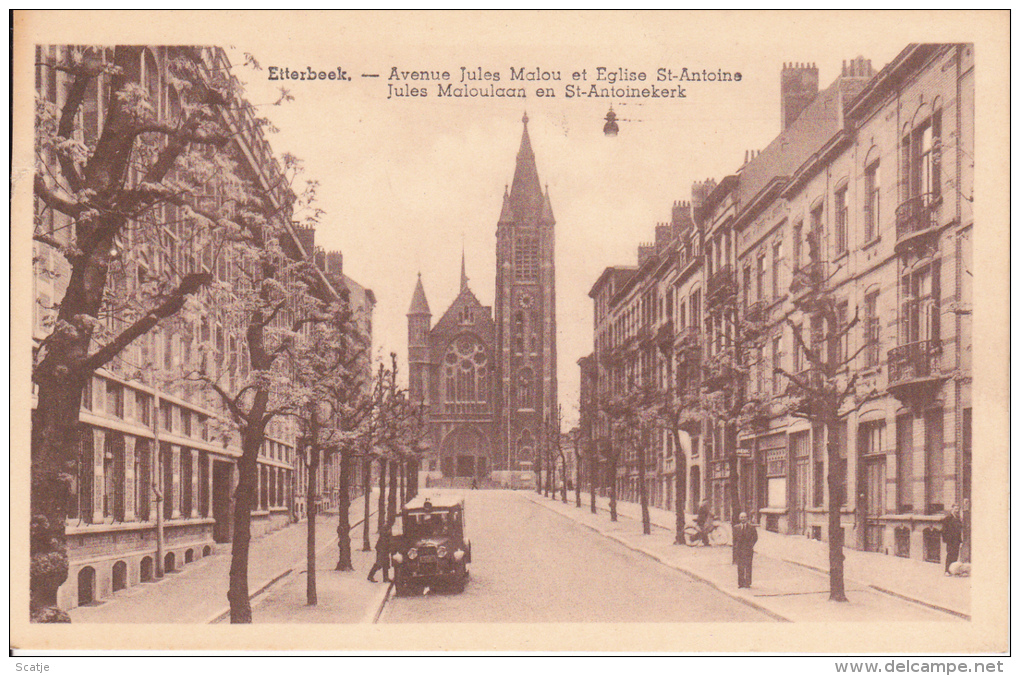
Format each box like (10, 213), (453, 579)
(637, 243), (656, 267)
(672, 200), (695, 234)
(691, 178), (718, 224)
(781, 62), (819, 132)
(293, 224), (316, 258)
(325, 251), (344, 276)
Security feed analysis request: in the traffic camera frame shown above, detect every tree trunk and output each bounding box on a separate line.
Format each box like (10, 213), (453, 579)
(575, 455), (582, 508)
(361, 457), (372, 551)
(387, 459), (398, 525)
(336, 449), (353, 571)
(398, 460), (405, 506)
(827, 416), (848, 602)
(407, 458), (418, 501)
(228, 428), (263, 623)
(590, 451), (598, 515)
(560, 451), (568, 503)
(377, 458), (387, 531)
(535, 455), (543, 494)
(674, 437), (687, 546)
(306, 443), (319, 606)
(637, 436), (651, 535)
(30, 374), (87, 623)
(608, 458), (618, 522)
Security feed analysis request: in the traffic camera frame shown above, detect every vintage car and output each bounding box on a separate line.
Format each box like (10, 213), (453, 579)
(390, 493), (471, 595)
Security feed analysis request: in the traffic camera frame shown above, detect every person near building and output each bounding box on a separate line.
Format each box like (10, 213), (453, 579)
(693, 500), (712, 546)
(367, 519), (393, 583)
(733, 511), (758, 588)
(942, 504), (964, 576)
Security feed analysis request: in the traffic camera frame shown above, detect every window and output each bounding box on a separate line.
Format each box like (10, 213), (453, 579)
(135, 391), (151, 426)
(834, 187), (848, 255)
(181, 448), (193, 517)
(160, 401), (173, 433)
(900, 263), (940, 346)
(515, 237), (539, 282)
(772, 238), (783, 298)
(771, 336), (783, 394)
(756, 251), (766, 302)
(924, 408), (944, 514)
(836, 301), (849, 364)
(690, 290), (700, 330)
(517, 369), (534, 409)
(864, 291), (881, 367)
(812, 425), (825, 508)
(864, 160), (880, 242)
(903, 112), (942, 202)
(809, 205), (824, 259)
(442, 336), (489, 405)
(135, 440), (151, 521)
(106, 381), (124, 418)
(858, 420), (886, 457)
(792, 221), (803, 271)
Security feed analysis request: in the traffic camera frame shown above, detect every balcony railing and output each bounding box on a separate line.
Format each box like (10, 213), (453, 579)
(895, 193), (938, 253)
(888, 339), (943, 390)
(707, 265), (736, 304)
(743, 300), (768, 324)
(790, 261), (827, 294)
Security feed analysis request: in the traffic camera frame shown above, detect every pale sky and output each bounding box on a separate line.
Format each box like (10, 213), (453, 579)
(205, 13), (921, 427)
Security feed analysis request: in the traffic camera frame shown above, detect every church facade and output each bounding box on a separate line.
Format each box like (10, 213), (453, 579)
(407, 115), (558, 482)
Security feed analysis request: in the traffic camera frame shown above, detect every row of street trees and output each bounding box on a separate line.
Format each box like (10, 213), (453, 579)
(577, 237), (875, 602)
(29, 45), (412, 623)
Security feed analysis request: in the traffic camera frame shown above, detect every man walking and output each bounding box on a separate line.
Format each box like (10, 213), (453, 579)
(942, 504), (964, 575)
(733, 511), (758, 589)
(367, 519), (393, 583)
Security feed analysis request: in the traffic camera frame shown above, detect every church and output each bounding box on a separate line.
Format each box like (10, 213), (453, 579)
(407, 114), (558, 484)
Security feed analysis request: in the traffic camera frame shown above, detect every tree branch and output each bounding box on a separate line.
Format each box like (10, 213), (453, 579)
(33, 174), (82, 218)
(82, 271), (212, 372)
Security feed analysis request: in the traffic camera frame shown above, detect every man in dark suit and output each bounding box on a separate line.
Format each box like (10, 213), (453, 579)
(693, 500), (712, 546)
(942, 504), (963, 575)
(733, 511), (758, 588)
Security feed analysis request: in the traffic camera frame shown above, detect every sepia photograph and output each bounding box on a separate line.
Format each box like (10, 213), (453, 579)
(9, 10), (1009, 657)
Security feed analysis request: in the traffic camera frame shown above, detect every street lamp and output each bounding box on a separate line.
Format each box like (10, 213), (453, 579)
(603, 107), (619, 136)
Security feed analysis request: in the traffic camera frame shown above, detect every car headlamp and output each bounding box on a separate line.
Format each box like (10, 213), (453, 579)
(407, 548), (418, 560)
(437, 545), (448, 558)
(392, 552), (404, 564)
(453, 549), (465, 562)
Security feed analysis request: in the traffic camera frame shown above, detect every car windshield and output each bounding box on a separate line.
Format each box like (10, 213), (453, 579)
(405, 510), (460, 538)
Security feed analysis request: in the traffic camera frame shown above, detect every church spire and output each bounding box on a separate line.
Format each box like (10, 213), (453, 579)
(508, 111), (543, 223)
(460, 245), (469, 291)
(408, 272), (431, 316)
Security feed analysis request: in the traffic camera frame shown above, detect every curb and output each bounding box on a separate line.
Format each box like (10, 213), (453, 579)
(369, 582), (394, 624)
(534, 493), (968, 622)
(779, 556), (970, 620)
(524, 493), (791, 623)
(206, 510), (375, 624)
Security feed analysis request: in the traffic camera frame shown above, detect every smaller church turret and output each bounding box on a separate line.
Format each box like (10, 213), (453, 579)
(407, 273), (432, 404)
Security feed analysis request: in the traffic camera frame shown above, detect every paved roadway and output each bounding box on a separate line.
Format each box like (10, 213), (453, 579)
(380, 490), (772, 623)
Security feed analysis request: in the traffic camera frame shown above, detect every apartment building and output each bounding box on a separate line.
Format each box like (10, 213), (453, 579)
(584, 44), (973, 564)
(32, 45), (373, 610)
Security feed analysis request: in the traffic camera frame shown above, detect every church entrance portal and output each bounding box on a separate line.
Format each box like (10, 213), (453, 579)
(440, 427), (491, 479)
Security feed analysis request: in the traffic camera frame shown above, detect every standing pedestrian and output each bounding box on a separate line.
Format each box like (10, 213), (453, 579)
(367, 519), (393, 583)
(733, 511), (758, 588)
(942, 504), (963, 575)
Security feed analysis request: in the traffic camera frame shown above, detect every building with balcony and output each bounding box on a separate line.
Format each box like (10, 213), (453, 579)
(32, 45), (373, 611)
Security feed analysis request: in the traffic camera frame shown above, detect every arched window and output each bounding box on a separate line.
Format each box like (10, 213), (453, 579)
(517, 429), (534, 465)
(517, 369), (533, 409)
(443, 336), (488, 404)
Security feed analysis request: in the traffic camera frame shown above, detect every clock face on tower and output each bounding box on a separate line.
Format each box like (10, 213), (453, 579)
(518, 293), (533, 309)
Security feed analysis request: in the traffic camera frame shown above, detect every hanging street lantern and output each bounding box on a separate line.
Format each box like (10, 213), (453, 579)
(603, 107), (619, 137)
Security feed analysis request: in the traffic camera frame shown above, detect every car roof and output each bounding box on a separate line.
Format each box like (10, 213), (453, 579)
(402, 492), (465, 511)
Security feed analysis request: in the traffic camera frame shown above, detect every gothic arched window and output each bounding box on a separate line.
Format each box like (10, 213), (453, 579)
(517, 368), (533, 409)
(443, 336), (488, 404)
(517, 429), (534, 466)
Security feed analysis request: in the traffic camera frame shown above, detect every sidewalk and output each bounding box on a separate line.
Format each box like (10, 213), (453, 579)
(526, 491), (968, 623)
(70, 492), (384, 624)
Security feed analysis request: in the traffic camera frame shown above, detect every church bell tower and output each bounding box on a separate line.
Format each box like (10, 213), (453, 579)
(494, 113), (558, 472)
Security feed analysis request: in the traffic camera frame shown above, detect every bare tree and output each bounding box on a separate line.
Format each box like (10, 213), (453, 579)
(29, 46), (273, 622)
(776, 233), (878, 602)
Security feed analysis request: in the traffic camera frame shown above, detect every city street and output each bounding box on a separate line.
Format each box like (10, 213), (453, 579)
(379, 490), (771, 623)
